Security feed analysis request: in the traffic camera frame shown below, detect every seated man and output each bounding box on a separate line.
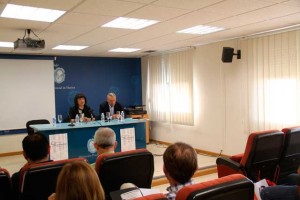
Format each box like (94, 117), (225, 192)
(163, 142), (198, 200)
(260, 172), (300, 200)
(11, 132), (50, 199)
(91, 127), (118, 167)
(99, 93), (124, 120)
(120, 142), (198, 199)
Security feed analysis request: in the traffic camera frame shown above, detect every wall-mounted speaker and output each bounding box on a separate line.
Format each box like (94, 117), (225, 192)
(221, 47), (241, 63)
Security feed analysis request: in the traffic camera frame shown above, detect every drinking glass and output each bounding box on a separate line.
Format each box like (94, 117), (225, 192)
(57, 114), (63, 124)
(79, 113), (84, 125)
(106, 112), (111, 122)
(116, 111), (121, 121)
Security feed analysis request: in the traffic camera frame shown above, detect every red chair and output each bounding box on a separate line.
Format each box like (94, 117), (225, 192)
(276, 126), (300, 184)
(216, 130), (284, 182)
(0, 168), (12, 200)
(176, 174), (254, 200)
(95, 149), (154, 200)
(19, 157), (87, 200)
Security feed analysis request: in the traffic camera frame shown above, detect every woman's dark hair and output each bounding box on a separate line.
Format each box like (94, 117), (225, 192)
(74, 93), (87, 108)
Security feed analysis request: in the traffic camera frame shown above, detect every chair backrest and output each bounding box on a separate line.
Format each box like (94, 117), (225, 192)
(277, 127), (300, 184)
(0, 168), (12, 200)
(176, 174), (254, 200)
(95, 149), (154, 199)
(26, 119), (50, 134)
(240, 130), (284, 182)
(19, 158), (87, 200)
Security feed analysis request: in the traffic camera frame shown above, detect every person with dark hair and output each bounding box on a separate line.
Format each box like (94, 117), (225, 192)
(11, 132), (50, 199)
(99, 93), (124, 120)
(120, 142), (198, 199)
(163, 142), (198, 200)
(69, 93), (95, 122)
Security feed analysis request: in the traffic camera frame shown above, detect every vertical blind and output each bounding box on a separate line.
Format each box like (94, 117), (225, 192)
(241, 30), (300, 132)
(146, 50), (194, 125)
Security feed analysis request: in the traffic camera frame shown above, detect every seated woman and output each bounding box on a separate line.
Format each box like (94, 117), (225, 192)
(48, 161), (105, 200)
(69, 93), (95, 122)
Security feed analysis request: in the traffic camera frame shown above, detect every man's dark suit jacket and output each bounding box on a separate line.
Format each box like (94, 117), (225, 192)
(99, 101), (124, 116)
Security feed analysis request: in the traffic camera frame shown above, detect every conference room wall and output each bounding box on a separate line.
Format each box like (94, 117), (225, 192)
(0, 55), (142, 154)
(142, 39), (248, 156)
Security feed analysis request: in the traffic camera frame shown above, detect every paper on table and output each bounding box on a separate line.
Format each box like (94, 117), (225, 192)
(120, 128), (136, 152)
(120, 188), (160, 200)
(254, 179), (269, 200)
(49, 133), (68, 161)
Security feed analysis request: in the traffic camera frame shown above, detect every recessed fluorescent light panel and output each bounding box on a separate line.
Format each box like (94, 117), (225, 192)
(109, 48), (140, 53)
(0, 4), (65, 22)
(177, 25), (225, 35)
(52, 45), (88, 51)
(102, 17), (158, 30)
(0, 41), (14, 48)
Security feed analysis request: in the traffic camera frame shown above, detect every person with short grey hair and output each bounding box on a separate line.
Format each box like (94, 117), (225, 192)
(91, 127), (118, 167)
(99, 92), (124, 120)
(94, 127), (117, 152)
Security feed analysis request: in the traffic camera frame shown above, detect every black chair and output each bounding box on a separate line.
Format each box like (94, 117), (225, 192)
(176, 174), (254, 200)
(0, 168), (12, 200)
(19, 158), (87, 200)
(95, 149), (154, 200)
(276, 127), (300, 184)
(26, 119), (50, 134)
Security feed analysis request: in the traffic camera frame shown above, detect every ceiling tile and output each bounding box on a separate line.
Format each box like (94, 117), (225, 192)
(200, 0), (275, 16)
(153, 0), (225, 11)
(119, 0), (156, 3)
(132, 33), (198, 49)
(282, 0), (300, 7)
(73, 0), (144, 16)
(57, 12), (114, 27)
(65, 27), (133, 46)
(209, 4), (300, 29)
(126, 4), (189, 21)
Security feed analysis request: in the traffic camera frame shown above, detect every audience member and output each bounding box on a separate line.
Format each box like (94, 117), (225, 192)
(69, 93), (95, 122)
(91, 127), (117, 167)
(48, 161), (105, 200)
(163, 142), (198, 200)
(99, 93), (123, 120)
(11, 132), (50, 199)
(121, 142), (198, 200)
(260, 173), (300, 200)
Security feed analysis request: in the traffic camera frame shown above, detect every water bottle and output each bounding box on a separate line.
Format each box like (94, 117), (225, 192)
(101, 113), (105, 122)
(75, 114), (80, 125)
(53, 116), (56, 127)
(120, 111), (125, 121)
(90, 113), (94, 121)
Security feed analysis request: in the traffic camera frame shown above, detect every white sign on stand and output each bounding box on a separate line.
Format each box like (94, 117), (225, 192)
(120, 128), (136, 152)
(49, 133), (68, 161)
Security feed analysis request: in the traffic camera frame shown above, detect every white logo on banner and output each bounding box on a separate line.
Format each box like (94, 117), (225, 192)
(54, 67), (65, 84)
(87, 138), (97, 153)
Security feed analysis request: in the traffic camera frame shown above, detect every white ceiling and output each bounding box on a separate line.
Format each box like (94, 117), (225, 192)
(0, 0), (300, 58)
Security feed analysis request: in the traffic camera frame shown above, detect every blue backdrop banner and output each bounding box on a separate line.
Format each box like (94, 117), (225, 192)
(54, 56), (142, 120)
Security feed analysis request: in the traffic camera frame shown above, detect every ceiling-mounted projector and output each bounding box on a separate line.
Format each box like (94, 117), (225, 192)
(14, 29), (45, 50)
